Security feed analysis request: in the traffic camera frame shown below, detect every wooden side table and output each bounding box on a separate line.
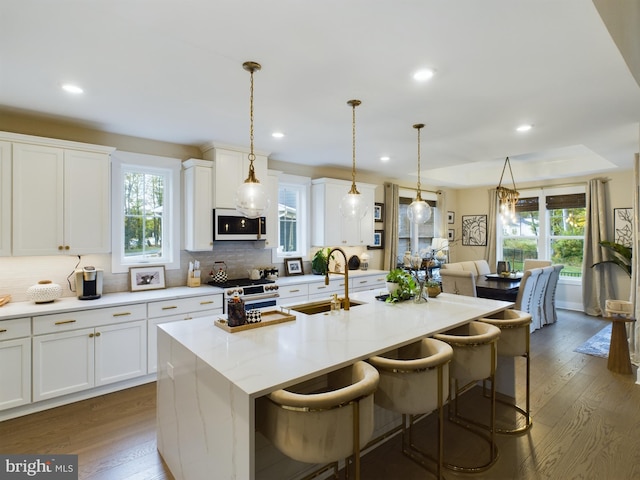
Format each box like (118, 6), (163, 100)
(605, 299), (635, 375)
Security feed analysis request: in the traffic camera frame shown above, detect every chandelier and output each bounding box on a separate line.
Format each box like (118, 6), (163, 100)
(496, 156), (519, 223)
(407, 123), (432, 224)
(235, 61), (269, 219)
(339, 99), (368, 219)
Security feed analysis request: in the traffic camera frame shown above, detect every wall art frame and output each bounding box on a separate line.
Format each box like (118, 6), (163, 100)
(368, 230), (384, 249)
(447, 211), (455, 224)
(613, 207), (632, 247)
(374, 203), (384, 222)
(462, 215), (487, 246)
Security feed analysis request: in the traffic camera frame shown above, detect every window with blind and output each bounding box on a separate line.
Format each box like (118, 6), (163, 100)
(499, 187), (585, 278)
(397, 196), (436, 264)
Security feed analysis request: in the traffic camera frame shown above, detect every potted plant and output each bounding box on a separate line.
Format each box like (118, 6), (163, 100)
(591, 241), (631, 277)
(425, 279), (441, 298)
(311, 248), (333, 275)
(385, 269), (417, 303)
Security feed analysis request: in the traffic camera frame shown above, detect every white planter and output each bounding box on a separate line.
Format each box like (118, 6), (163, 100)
(386, 282), (399, 296)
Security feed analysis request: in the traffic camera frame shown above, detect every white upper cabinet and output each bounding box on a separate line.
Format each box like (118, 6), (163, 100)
(183, 159), (213, 251)
(8, 133), (114, 256)
(0, 141), (11, 256)
(311, 178), (376, 247)
(201, 144), (268, 210)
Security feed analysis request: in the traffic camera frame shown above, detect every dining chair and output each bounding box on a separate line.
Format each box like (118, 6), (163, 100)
(514, 268), (542, 317)
(542, 265), (564, 325)
(440, 270), (477, 297)
(529, 266), (554, 330)
(523, 259), (552, 271)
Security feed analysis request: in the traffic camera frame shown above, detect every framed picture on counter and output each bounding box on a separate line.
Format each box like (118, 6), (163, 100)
(129, 265), (166, 292)
(284, 257), (304, 276)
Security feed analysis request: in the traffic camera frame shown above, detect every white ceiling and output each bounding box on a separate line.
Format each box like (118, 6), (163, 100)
(2, 1), (639, 188)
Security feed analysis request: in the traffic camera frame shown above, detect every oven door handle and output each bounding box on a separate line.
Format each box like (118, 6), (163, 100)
(241, 293), (280, 301)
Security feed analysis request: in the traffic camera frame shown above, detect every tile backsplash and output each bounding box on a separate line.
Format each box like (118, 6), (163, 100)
(0, 242), (380, 302)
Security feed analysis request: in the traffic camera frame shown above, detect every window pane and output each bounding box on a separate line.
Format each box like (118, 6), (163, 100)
(551, 238), (584, 277)
(278, 185), (299, 253)
(502, 210), (539, 236)
(502, 238), (538, 271)
(549, 208), (585, 236)
(123, 170), (164, 260)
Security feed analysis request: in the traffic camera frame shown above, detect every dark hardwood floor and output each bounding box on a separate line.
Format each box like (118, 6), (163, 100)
(1, 309), (639, 479)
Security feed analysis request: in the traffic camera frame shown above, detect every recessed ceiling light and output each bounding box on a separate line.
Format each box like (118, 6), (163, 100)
(380, 156), (390, 162)
(516, 124), (533, 132)
(62, 84), (84, 94)
(271, 132), (285, 138)
(413, 69), (435, 82)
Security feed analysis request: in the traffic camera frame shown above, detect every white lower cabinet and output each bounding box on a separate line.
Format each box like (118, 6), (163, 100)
(351, 273), (386, 292)
(147, 294), (223, 373)
(32, 304), (147, 402)
(0, 318), (31, 411)
(308, 278), (347, 302)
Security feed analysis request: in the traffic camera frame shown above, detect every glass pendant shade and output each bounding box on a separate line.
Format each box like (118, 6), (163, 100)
(340, 187), (368, 220)
(236, 178), (269, 219)
(407, 195), (431, 224)
(235, 60), (269, 218)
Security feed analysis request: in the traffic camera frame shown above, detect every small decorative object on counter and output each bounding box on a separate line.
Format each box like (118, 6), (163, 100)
(227, 293), (246, 327)
(187, 260), (201, 287)
(211, 261), (228, 283)
(359, 252), (369, 270)
(27, 280), (62, 304)
(348, 255), (361, 270)
(246, 309), (262, 324)
(331, 294), (341, 315)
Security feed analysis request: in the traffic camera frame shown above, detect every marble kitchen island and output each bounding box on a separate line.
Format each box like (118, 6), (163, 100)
(156, 290), (513, 480)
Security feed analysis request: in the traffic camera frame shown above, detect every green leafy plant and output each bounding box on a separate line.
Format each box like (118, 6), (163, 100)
(591, 241), (631, 277)
(311, 248), (333, 275)
(385, 268), (417, 303)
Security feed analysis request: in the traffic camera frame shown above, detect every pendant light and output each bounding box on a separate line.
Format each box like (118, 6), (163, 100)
(407, 123), (432, 224)
(496, 156), (519, 224)
(340, 99), (368, 219)
(235, 61), (269, 219)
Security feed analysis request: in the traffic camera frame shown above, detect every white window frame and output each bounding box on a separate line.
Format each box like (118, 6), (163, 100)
(272, 174), (311, 262)
(497, 185), (585, 284)
(111, 151), (181, 274)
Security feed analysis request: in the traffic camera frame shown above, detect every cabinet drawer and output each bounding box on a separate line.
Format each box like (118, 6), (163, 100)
(148, 294), (223, 318)
(33, 304), (147, 335)
(308, 278), (346, 295)
(277, 283), (309, 300)
(0, 317), (31, 341)
(352, 275), (386, 290)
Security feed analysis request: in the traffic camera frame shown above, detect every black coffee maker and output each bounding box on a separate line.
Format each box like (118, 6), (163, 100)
(75, 266), (103, 300)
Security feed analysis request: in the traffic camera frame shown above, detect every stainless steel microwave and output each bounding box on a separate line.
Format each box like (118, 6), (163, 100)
(213, 209), (266, 241)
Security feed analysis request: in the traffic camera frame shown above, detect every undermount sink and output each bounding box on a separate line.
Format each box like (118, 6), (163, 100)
(287, 299), (366, 315)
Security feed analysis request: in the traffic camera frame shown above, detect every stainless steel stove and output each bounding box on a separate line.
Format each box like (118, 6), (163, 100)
(208, 278), (279, 311)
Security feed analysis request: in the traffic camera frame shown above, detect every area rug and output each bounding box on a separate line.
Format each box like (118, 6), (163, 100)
(574, 324), (611, 358)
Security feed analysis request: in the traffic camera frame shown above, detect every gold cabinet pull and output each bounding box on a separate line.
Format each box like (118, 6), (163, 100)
(0, 329), (7, 333)
(55, 319), (76, 325)
(290, 289), (300, 293)
(89, 333), (94, 338)
(95, 332), (101, 337)
(112, 312), (131, 317)
(359, 280), (367, 284)
(316, 286), (326, 289)
(199, 300), (214, 305)
(161, 306), (178, 310)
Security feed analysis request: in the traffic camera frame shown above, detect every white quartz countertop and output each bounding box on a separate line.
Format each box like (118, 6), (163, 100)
(0, 285), (225, 320)
(159, 290), (512, 398)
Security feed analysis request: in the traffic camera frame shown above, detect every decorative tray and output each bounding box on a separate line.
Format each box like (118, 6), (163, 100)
(484, 273), (523, 281)
(215, 309), (296, 333)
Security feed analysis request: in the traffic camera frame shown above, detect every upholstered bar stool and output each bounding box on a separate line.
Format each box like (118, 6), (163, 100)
(479, 309), (533, 433)
(368, 338), (453, 480)
(260, 361), (379, 480)
(434, 321), (501, 472)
